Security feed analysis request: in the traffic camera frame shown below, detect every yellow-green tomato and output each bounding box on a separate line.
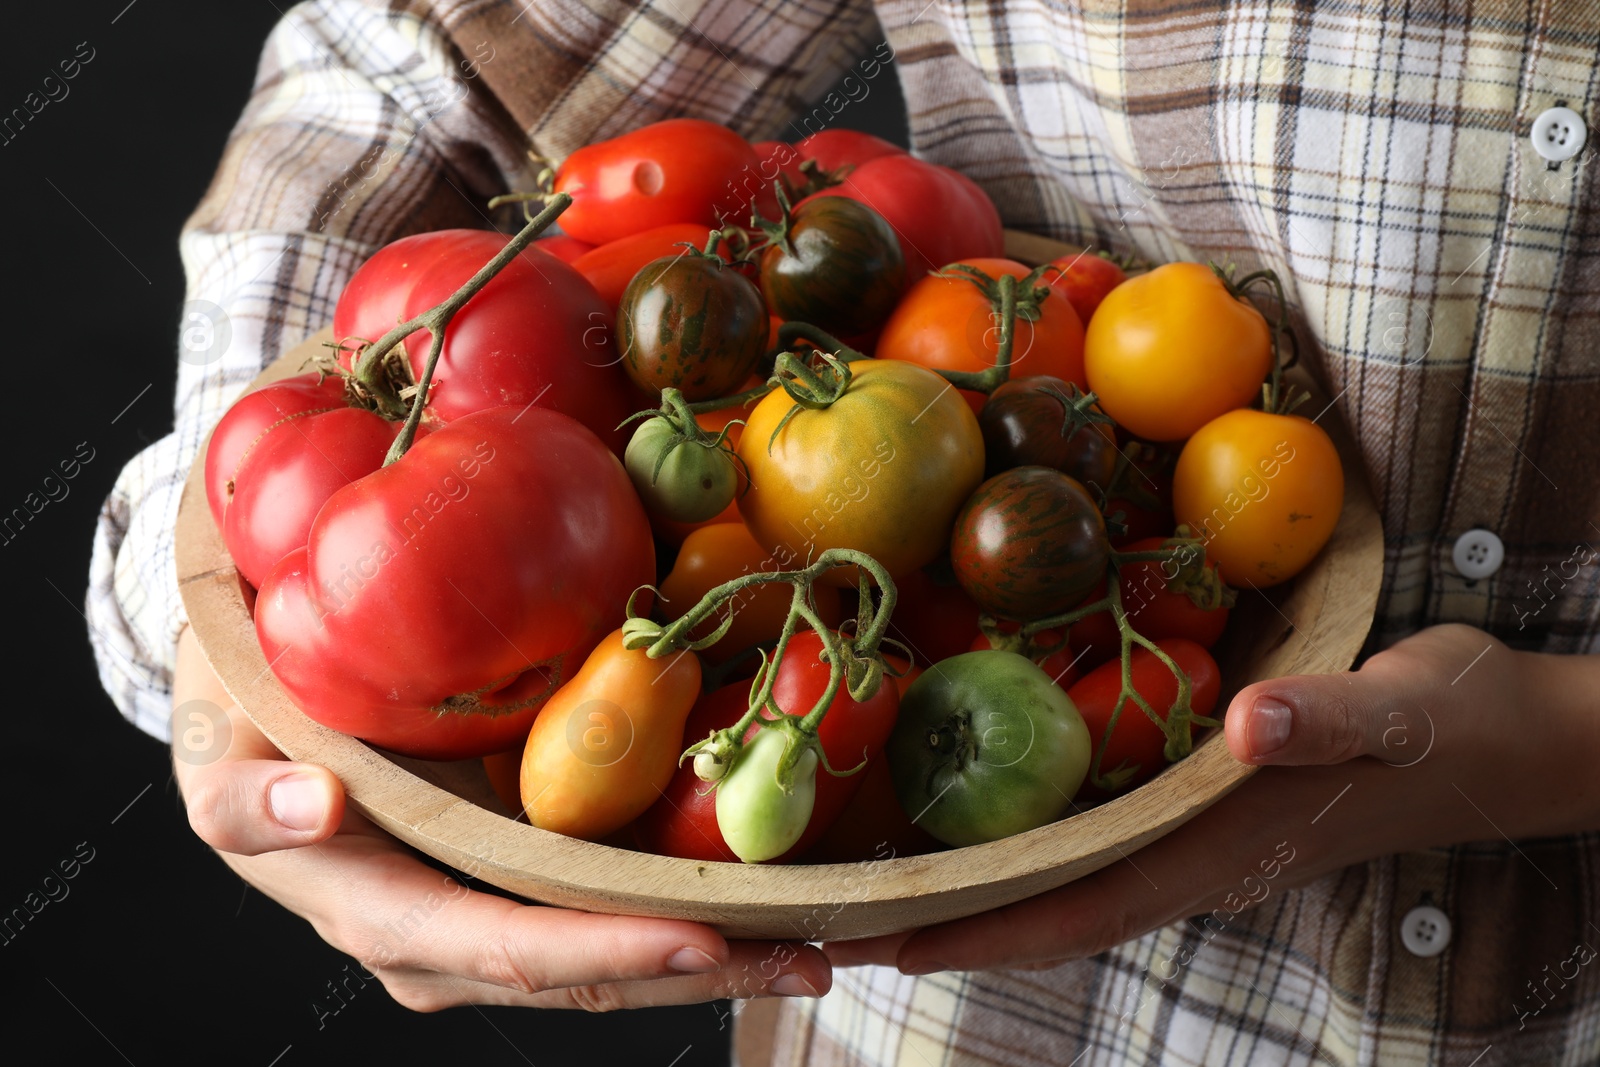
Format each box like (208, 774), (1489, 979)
(888, 650), (1091, 847)
(736, 359), (985, 580)
(715, 727), (819, 863)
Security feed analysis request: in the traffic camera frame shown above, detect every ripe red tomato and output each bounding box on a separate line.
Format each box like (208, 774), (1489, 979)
(533, 234), (595, 263)
(553, 119), (760, 243)
(224, 407), (402, 589)
(1070, 538), (1230, 661)
(204, 372), (347, 529)
(331, 229), (633, 453)
(253, 405), (653, 760)
(795, 129), (904, 171)
(633, 684), (746, 863)
(571, 223), (729, 311)
(1068, 638), (1220, 798)
(876, 258), (1087, 413)
(814, 155), (1003, 280)
(1045, 252), (1127, 326)
(884, 568), (984, 665)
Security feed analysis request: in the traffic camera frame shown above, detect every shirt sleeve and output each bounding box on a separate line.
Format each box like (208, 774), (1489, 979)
(86, 0), (533, 740)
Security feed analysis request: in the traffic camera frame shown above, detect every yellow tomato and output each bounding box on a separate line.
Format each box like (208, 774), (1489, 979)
(736, 359), (985, 581)
(1084, 262), (1272, 441)
(520, 630), (701, 840)
(1172, 408), (1344, 588)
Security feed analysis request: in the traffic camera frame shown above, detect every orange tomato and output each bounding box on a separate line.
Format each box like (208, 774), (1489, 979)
(1172, 408), (1343, 588)
(657, 523), (844, 662)
(1084, 262), (1272, 442)
(519, 629), (701, 840)
(876, 257), (1087, 412)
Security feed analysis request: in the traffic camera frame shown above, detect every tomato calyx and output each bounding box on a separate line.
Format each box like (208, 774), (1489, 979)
(762, 350), (855, 450)
(925, 265), (1057, 394)
(1113, 527), (1237, 612)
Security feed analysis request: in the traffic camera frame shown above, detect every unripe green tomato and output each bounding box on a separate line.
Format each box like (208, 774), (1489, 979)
(623, 418), (738, 523)
(888, 650), (1091, 847)
(716, 727), (819, 863)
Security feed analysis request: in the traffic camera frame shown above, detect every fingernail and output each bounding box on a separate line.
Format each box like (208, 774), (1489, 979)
(899, 959), (945, 976)
(1248, 698), (1293, 758)
(668, 947), (722, 974)
(772, 973), (820, 997)
(269, 773), (328, 831)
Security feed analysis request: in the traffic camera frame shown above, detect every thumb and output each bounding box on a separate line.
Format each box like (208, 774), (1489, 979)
(183, 748), (346, 856)
(1224, 672), (1396, 766)
(172, 627), (346, 855)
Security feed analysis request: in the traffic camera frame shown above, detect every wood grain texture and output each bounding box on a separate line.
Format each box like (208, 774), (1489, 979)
(177, 231), (1384, 941)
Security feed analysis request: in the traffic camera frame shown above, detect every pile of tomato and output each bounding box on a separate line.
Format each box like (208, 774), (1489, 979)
(205, 119), (1345, 866)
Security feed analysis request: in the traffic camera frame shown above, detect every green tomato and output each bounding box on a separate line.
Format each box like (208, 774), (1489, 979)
(887, 650), (1091, 847)
(624, 417), (738, 523)
(716, 726), (818, 863)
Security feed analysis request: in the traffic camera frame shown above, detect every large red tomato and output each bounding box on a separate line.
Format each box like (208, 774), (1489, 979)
(331, 229), (632, 453)
(253, 406), (653, 760)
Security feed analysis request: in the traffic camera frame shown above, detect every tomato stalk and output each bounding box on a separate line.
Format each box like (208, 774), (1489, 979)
(926, 265), (1056, 394)
(1211, 264), (1306, 416)
(999, 536), (1226, 789)
(624, 548), (897, 785)
(338, 194), (575, 465)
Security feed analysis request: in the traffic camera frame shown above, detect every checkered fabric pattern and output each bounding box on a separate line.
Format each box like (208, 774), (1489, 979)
(87, 2), (1600, 1063)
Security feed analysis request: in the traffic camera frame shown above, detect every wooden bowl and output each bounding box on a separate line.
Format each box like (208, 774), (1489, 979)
(177, 231), (1383, 940)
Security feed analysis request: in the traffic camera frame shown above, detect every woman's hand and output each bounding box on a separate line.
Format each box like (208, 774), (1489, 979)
(172, 628), (829, 1010)
(828, 624), (1600, 974)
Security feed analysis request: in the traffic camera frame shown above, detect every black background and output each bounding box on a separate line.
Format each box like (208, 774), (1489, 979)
(2, 3), (905, 1064)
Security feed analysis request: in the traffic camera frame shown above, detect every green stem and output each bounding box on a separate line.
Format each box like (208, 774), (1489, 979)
(367, 194), (573, 466)
(775, 321), (869, 362)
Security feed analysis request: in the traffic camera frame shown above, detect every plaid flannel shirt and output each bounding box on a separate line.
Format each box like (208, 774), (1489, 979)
(87, 1), (1600, 1063)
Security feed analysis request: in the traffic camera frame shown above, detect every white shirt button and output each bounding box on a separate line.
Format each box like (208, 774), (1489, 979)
(1451, 528), (1504, 580)
(1531, 106), (1587, 163)
(1400, 905), (1452, 958)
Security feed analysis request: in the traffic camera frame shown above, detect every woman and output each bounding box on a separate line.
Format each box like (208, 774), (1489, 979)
(91, 1), (1600, 1063)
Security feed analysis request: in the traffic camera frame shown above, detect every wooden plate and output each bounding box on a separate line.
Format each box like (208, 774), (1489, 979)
(176, 231), (1383, 940)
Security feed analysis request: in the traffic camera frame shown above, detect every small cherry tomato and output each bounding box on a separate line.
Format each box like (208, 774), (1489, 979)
(884, 567), (984, 665)
(718, 726), (818, 863)
(520, 629), (702, 841)
(950, 467), (1110, 621)
(1068, 638), (1220, 798)
(1044, 252), (1127, 326)
(1173, 408), (1344, 587)
(554, 119), (760, 244)
(759, 196), (905, 338)
(623, 419), (739, 524)
(571, 223), (728, 311)
(1084, 262), (1272, 441)
(979, 375), (1117, 489)
(618, 246), (766, 400)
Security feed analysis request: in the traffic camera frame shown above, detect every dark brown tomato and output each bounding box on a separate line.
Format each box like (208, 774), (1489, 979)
(979, 375), (1118, 491)
(759, 196), (904, 338)
(950, 466), (1110, 621)
(618, 252), (768, 401)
